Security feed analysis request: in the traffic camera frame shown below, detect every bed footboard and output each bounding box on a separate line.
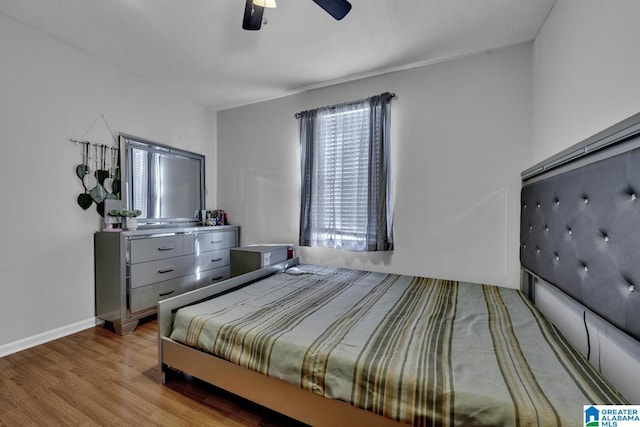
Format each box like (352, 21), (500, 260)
(160, 337), (405, 427)
(157, 258), (408, 426)
(157, 258), (299, 367)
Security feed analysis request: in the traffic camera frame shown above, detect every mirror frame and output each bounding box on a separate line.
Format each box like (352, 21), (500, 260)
(120, 134), (205, 227)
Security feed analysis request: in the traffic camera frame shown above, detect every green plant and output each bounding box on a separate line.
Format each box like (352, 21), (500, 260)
(119, 209), (142, 217)
(108, 209), (141, 217)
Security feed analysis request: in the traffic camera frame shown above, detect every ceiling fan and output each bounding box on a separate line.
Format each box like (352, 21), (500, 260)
(243, 0), (352, 30)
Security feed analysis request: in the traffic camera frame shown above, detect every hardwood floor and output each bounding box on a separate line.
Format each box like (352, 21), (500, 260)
(0, 318), (306, 426)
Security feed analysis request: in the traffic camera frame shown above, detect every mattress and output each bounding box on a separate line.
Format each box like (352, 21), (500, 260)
(169, 264), (626, 426)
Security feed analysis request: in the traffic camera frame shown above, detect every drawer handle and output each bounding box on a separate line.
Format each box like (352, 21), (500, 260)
(211, 276), (224, 281)
(158, 247), (174, 251)
(211, 258), (223, 262)
(211, 240), (223, 244)
(158, 289), (175, 297)
(158, 268), (174, 274)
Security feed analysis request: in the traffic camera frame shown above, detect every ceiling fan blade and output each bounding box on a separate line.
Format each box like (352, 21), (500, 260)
(312, 0), (352, 20)
(242, 0), (264, 30)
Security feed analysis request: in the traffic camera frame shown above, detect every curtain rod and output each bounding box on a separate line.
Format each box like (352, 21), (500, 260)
(294, 92), (395, 119)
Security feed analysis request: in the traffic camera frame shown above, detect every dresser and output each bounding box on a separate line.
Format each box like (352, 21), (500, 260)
(94, 225), (238, 334)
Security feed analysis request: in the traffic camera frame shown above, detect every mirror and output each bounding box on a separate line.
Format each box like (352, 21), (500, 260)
(121, 134), (205, 226)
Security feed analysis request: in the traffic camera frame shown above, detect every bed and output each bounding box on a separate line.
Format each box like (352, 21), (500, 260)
(161, 263), (623, 426)
(158, 114), (640, 426)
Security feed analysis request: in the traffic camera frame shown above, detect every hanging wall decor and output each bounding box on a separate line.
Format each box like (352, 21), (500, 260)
(70, 114), (120, 216)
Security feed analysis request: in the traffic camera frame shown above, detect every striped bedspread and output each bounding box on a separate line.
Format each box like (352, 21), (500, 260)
(170, 265), (625, 426)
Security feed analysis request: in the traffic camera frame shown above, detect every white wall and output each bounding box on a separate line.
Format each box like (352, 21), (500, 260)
(532, 0), (640, 162)
(218, 43), (532, 289)
(0, 13), (216, 351)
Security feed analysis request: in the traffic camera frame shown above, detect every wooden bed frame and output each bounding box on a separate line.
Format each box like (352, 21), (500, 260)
(158, 258), (407, 427)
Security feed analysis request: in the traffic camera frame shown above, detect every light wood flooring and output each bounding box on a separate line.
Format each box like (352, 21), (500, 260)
(0, 318), (306, 426)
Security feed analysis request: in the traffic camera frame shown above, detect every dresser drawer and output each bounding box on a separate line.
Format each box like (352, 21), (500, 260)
(130, 255), (194, 288)
(195, 249), (230, 272)
(130, 235), (194, 264)
(195, 230), (237, 253)
(195, 266), (231, 289)
(129, 274), (195, 313)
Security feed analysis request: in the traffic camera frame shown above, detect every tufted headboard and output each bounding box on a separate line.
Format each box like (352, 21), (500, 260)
(520, 113), (640, 342)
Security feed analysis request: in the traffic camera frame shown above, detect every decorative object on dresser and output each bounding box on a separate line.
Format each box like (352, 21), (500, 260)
(103, 200), (125, 230)
(120, 209), (142, 230)
(95, 226), (238, 335)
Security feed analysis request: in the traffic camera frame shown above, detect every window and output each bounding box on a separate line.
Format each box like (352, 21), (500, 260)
(298, 92), (394, 252)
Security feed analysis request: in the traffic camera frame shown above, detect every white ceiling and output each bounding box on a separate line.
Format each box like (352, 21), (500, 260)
(0, 0), (555, 111)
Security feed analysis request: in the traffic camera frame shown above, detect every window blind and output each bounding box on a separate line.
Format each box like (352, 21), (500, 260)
(298, 92), (393, 252)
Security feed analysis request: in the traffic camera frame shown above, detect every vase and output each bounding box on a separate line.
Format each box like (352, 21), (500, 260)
(126, 217), (138, 230)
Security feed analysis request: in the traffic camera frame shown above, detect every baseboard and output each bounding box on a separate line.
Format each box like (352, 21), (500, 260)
(0, 317), (102, 358)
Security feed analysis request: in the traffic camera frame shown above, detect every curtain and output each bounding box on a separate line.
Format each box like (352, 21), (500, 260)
(298, 92), (394, 252)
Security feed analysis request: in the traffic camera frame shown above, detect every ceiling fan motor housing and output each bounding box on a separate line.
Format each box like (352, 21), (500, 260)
(242, 0), (352, 30)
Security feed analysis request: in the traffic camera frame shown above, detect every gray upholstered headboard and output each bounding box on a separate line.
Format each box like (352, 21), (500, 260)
(520, 113), (640, 342)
